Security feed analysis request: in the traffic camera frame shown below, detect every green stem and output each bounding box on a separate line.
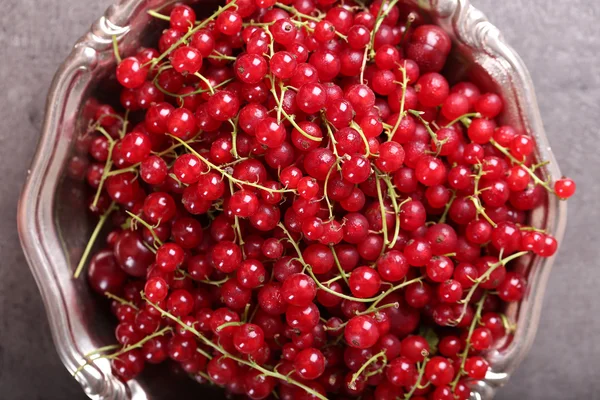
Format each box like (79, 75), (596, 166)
(490, 139), (555, 194)
(453, 252), (528, 324)
(104, 291), (139, 310)
(445, 112), (480, 128)
(404, 358), (429, 399)
(349, 351), (387, 389)
(149, 2), (238, 66)
(170, 135), (296, 194)
(438, 190), (456, 224)
(73, 203), (117, 279)
(143, 295), (328, 400)
(451, 292), (487, 389)
(112, 35), (122, 63)
(331, 246), (350, 287)
(147, 9), (171, 21)
(408, 109), (444, 152)
(125, 211), (164, 247)
(368, 0), (401, 58)
(389, 63), (408, 140)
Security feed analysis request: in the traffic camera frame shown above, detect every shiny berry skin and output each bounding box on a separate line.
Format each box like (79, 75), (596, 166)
(375, 141), (405, 173)
(464, 356), (489, 379)
(142, 192), (176, 225)
(235, 53), (268, 84)
(270, 51), (297, 79)
(415, 156), (446, 186)
(229, 190), (259, 217)
(282, 273), (317, 307)
(386, 356), (416, 387)
(342, 154), (371, 184)
(344, 315), (380, 349)
(140, 155), (168, 185)
(116, 57), (148, 89)
(497, 272), (526, 302)
(470, 327), (493, 351)
(170, 46), (203, 74)
(297, 82), (327, 114)
(401, 335), (430, 363)
(255, 117), (286, 148)
(88, 250), (127, 294)
(166, 289), (194, 317)
(468, 118), (496, 144)
(555, 178), (576, 199)
(207, 356), (239, 385)
(416, 72), (449, 107)
(211, 241), (243, 273)
(233, 323), (265, 354)
(475, 93), (503, 118)
(348, 267), (381, 298)
(294, 348), (325, 380)
(286, 303), (320, 332)
(425, 356), (455, 386)
(171, 217), (203, 249)
(167, 108), (197, 140)
(207, 90), (240, 121)
(406, 25), (451, 73)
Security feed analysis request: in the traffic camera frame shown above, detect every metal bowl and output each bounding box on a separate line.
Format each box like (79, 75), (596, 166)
(17, 0), (567, 398)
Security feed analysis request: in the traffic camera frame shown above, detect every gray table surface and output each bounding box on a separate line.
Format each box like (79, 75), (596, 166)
(0, 0), (597, 399)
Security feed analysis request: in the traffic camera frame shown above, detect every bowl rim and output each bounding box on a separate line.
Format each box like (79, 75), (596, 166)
(17, 0), (567, 399)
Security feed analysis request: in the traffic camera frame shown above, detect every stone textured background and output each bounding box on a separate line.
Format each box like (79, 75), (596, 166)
(0, 0), (597, 399)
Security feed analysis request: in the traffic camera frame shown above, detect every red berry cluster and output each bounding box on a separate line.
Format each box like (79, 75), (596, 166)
(68, 0), (576, 399)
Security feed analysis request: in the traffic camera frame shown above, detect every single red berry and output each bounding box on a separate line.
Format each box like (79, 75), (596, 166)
(116, 57), (148, 89)
(554, 178), (576, 199)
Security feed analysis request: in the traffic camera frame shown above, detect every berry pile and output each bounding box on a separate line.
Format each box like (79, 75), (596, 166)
(68, 0), (576, 399)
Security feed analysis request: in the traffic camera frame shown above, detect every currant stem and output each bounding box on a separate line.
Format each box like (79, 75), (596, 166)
(375, 173), (390, 250)
(83, 344), (121, 358)
(170, 135), (296, 194)
(349, 121), (371, 157)
(91, 138), (116, 208)
(389, 63), (408, 141)
(331, 245), (350, 287)
(216, 321), (244, 332)
(125, 211), (164, 248)
(74, 326), (172, 376)
(322, 158), (343, 221)
(408, 110), (444, 152)
(149, 1), (238, 67)
(490, 139), (555, 194)
(349, 351), (387, 389)
(147, 9), (171, 22)
(398, 13), (416, 46)
(277, 222), (310, 269)
(368, 0), (401, 58)
(445, 112), (480, 128)
(405, 358), (429, 399)
(104, 291), (139, 310)
(269, 77), (322, 142)
(112, 35), (122, 63)
(451, 292), (488, 389)
(378, 172), (407, 249)
(367, 275), (424, 311)
(194, 72), (215, 95)
(453, 251), (528, 324)
(142, 294), (328, 400)
(357, 301), (399, 315)
(469, 166), (498, 228)
(274, 3), (321, 22)
(73, 202), (117, 279)
(438, 189), (456, 224)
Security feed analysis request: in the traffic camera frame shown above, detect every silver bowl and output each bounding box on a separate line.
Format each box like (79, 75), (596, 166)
(17, 0), (567, 398)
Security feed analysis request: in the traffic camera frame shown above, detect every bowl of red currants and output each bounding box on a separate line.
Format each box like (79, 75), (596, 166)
(17, 0), (576, 399)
